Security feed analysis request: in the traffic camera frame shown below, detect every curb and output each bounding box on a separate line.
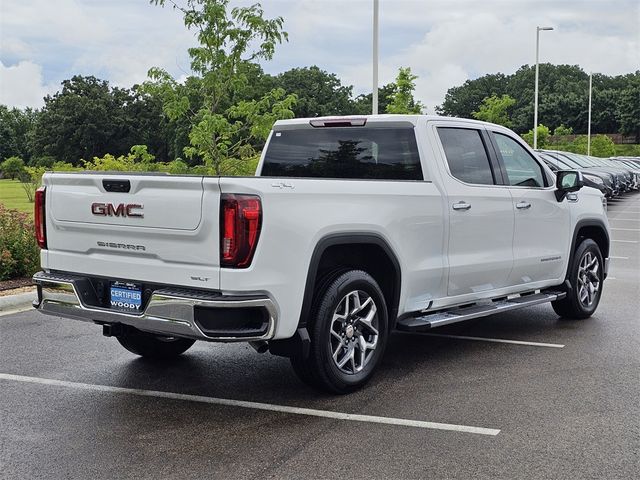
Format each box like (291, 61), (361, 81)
(0, 291), (37, 313)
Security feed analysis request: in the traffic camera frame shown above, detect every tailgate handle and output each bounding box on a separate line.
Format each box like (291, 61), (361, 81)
(103, 179), (131, 193)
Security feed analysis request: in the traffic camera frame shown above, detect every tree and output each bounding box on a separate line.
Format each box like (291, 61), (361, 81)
(437, 73), (508, 118)
(274, 66), (353, 117)
(617, 73), (640, 142)
(521, 124), (550, 148)
(590, 88), (620, 134)
(0, 157), (25, 180)
(145, 0), (296, 175)
(472, 94), (515, 127)
(386, 67), (424, 114)
(438, 65), (639, 136)
(31, 76), (120, 164)
(30, 76), (171, 165)
(0, 106), (37, 162)
(121, 85), (174, 162)
(351, 83), (396, 115)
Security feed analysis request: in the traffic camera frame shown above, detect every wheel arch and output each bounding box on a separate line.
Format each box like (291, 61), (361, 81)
(566, 219), (610, 280)
(299, 233), (402, 331)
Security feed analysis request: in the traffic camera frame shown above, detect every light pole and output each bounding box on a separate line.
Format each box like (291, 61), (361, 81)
(533, 26), (554, 149)
(587, 72), (593, 156)
(372, 0), (379, 114)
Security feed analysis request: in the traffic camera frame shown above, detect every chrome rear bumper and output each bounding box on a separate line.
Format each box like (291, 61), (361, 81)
(32, 271), (277, 342)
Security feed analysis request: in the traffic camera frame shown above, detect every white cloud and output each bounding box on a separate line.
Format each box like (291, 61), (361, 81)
(0, 38), (34, 58)
(0, 0), (638, 110)
(0, 0), (193, 99)
(0, 61), (57, 108)
(305, 0), (639, 110)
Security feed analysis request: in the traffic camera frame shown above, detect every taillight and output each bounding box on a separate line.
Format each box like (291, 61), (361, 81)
(35, 186), (47, 249)
(220, 194), (262, 268)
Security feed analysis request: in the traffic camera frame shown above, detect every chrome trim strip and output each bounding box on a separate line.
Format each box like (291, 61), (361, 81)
(33, 272), (276, 342)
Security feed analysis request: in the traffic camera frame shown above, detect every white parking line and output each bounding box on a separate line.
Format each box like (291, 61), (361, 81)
(609, 218), (640, 221)
(611, 228), (640, 232)
(611, 240), (638, 244)
(399, 332), (565, 348)
(0, 373), (500, 436)
(610, 256), (630, 260)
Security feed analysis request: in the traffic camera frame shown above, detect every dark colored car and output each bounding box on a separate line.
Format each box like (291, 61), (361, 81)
(538, 150), (615, 197)
(579, 155), (636, 191)
(610, 157), (640, 190)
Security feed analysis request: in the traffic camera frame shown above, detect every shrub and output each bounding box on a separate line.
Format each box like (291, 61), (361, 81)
(1, 156), (26, 179)
(571, 135), (617, 157)
(553, 125), (573, 136)
(83, 145), (158, 172)
(0, 204), (40, 280)
(521, 124), (550, 148)
(51, 161), (80, 172)
(19, 167), (44, 203)
(163, 159), (190, 174)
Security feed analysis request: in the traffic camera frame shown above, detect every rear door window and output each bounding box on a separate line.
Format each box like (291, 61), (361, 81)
(261, 127), (423, 180)
(437, 127), (495, 185)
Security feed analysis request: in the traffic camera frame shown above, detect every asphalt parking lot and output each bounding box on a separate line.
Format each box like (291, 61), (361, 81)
(1, 195), (639, 480)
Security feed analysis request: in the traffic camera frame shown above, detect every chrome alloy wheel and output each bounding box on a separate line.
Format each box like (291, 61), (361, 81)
(329, 290), (379, 374)
(577, 251), (600, 308)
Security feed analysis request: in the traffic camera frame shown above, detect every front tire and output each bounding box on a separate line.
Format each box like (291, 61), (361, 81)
(290, 270), (389, 394)
(552, 238), (604, 319)
(116, 328), (196, 359)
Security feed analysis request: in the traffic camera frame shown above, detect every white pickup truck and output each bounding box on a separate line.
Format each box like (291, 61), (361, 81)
(33, 115), (610, 393)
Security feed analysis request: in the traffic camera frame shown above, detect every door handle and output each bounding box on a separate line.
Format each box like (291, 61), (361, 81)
(516, 201), (531, 210)
(452, 201), (471, 211)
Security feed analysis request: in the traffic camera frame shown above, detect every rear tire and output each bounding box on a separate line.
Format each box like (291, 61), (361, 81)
(290, 270), (388, 394)
(552, 238), (604, 319)
(116, 328), (195, 359)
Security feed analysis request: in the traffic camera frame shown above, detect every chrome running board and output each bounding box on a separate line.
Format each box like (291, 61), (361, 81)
(396, 291), (566, 331)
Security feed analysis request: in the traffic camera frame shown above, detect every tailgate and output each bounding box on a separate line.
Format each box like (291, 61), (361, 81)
(50, 174), (203, 230)
(42, 173), (222, 290)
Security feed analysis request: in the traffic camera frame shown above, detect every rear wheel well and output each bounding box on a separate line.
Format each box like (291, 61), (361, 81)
(311, 242), (400, 329)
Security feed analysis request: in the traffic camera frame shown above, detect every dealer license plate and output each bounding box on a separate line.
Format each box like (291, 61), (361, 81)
(110, 282), (142, 312)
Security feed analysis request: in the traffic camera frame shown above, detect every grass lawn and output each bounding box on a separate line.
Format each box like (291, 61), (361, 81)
(0, 179), (33, 214)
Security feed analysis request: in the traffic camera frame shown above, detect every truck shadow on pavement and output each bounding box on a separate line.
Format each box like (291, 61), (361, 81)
(103, 305), (593, 409)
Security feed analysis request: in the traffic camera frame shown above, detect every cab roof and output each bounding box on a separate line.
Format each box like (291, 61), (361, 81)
(273, 114), (499, 129)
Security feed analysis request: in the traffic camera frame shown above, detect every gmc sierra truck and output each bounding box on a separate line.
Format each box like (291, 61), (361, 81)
(32, 115), (610, 393)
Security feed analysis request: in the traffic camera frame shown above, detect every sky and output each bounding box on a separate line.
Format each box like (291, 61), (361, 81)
(0, 0), (638, 112)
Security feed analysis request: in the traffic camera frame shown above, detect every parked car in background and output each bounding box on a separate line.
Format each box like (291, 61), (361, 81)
(610, 157), (640, 189)
(538, 151), (616, 198)
(581, 155), (638, 191)
(539, 150), (632, 195)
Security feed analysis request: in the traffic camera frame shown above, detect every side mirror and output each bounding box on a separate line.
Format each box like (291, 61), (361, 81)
(555, 170), (584, 201)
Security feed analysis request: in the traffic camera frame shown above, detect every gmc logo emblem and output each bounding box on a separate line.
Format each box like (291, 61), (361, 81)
(91, 203), (144, 218)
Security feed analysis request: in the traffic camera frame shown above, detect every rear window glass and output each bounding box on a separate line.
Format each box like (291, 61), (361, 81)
(437, 127), (495, 185)
(261, 127), (423, 180)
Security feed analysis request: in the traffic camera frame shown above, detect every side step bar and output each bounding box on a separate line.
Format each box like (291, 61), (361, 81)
(396, 291), (566, 331)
